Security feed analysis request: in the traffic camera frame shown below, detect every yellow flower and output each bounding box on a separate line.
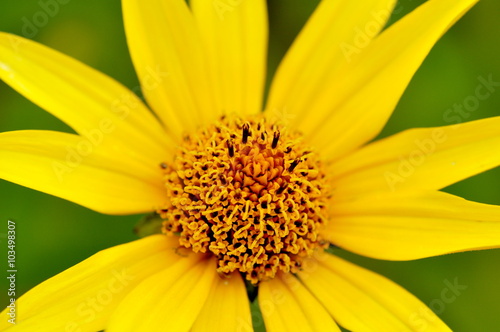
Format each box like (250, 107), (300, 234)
(1, 0), (499, 331)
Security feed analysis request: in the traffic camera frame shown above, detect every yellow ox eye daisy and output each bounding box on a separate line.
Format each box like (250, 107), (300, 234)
(1, 0), (500, 331)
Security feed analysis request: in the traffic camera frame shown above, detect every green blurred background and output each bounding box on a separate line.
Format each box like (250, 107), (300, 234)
(0, 0), (499, 330)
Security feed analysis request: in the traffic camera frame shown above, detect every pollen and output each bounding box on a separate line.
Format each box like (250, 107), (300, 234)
(158, 115), (330, 284)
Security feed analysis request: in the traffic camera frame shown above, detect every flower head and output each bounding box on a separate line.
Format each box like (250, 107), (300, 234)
(159, 114), (331, 283)
(1, 0), (500, 331)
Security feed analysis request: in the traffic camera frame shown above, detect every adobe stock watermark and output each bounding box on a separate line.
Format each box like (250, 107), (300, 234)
(5, 220), (17, 325)
(408, 278), (467, 331)
(253, 286), (286, 330)
(51, 118), (116, 182)
(385, 74), (499, 191)
(51, 65), (169, 182)
(64, 268), (135, 332)
(384, 128), (448, 191)
(268, 107), (296, 128)
(443, 74), (500, 125)
(340, 0), (422, 63)
(20, 0), (72, 39)
(340, 3), (394, 63)
(213, 0), (244, 20)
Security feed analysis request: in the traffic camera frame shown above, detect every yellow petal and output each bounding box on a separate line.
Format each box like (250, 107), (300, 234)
(299, 254), (451, 332)
(0, 32), (173, 160)
(0, 235), (180, 332)
(266, 0), (396, 126)
(331, 116), (500, 198)
(107, 256), (216, 332)
(191, 0), (267, 117)
(286, 0), (478, 161)
(323, 191), (500, 260)
(191, 272), (252, 332)
(259, 273), (341, 332)
(122, 0), (215, 137)
(0, 130), (167, 214)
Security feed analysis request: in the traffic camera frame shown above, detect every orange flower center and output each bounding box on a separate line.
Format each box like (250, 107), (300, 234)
(158, 115), (330, 284)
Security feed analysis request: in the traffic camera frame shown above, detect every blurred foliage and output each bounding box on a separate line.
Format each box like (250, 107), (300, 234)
(0, 0), (499, 330)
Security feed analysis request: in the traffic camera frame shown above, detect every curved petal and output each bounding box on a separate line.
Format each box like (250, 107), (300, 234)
(191, 272), (252, 332)
(323, 191), (500, 261)
(299, 254), (451, 332)
(266, 0), (395, 126)
(290, 0), (478, 161)
(0, 32), (173, 160)
(0, 235), (180, 332)
(107, 255), (216, 332)
(259, 273), (341, 332)
(123, 0), (215, 137)
(331, 116), (500, 198)
(191, 0), (268, 117)
(0, 130), (167, 214)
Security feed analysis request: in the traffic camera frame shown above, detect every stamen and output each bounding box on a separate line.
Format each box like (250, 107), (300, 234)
(276, 183), (288, 195)
(288, 159), (301, 172)
(242, 123), (251, 144)
(271, 130), (280, 149)
(227, 140), (235, 157)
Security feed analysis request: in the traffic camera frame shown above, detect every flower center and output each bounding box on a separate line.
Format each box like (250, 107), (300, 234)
(158, 115), (330, 284)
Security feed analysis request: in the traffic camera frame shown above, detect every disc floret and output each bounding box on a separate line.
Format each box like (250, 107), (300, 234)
(159, 115), (330, 284)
